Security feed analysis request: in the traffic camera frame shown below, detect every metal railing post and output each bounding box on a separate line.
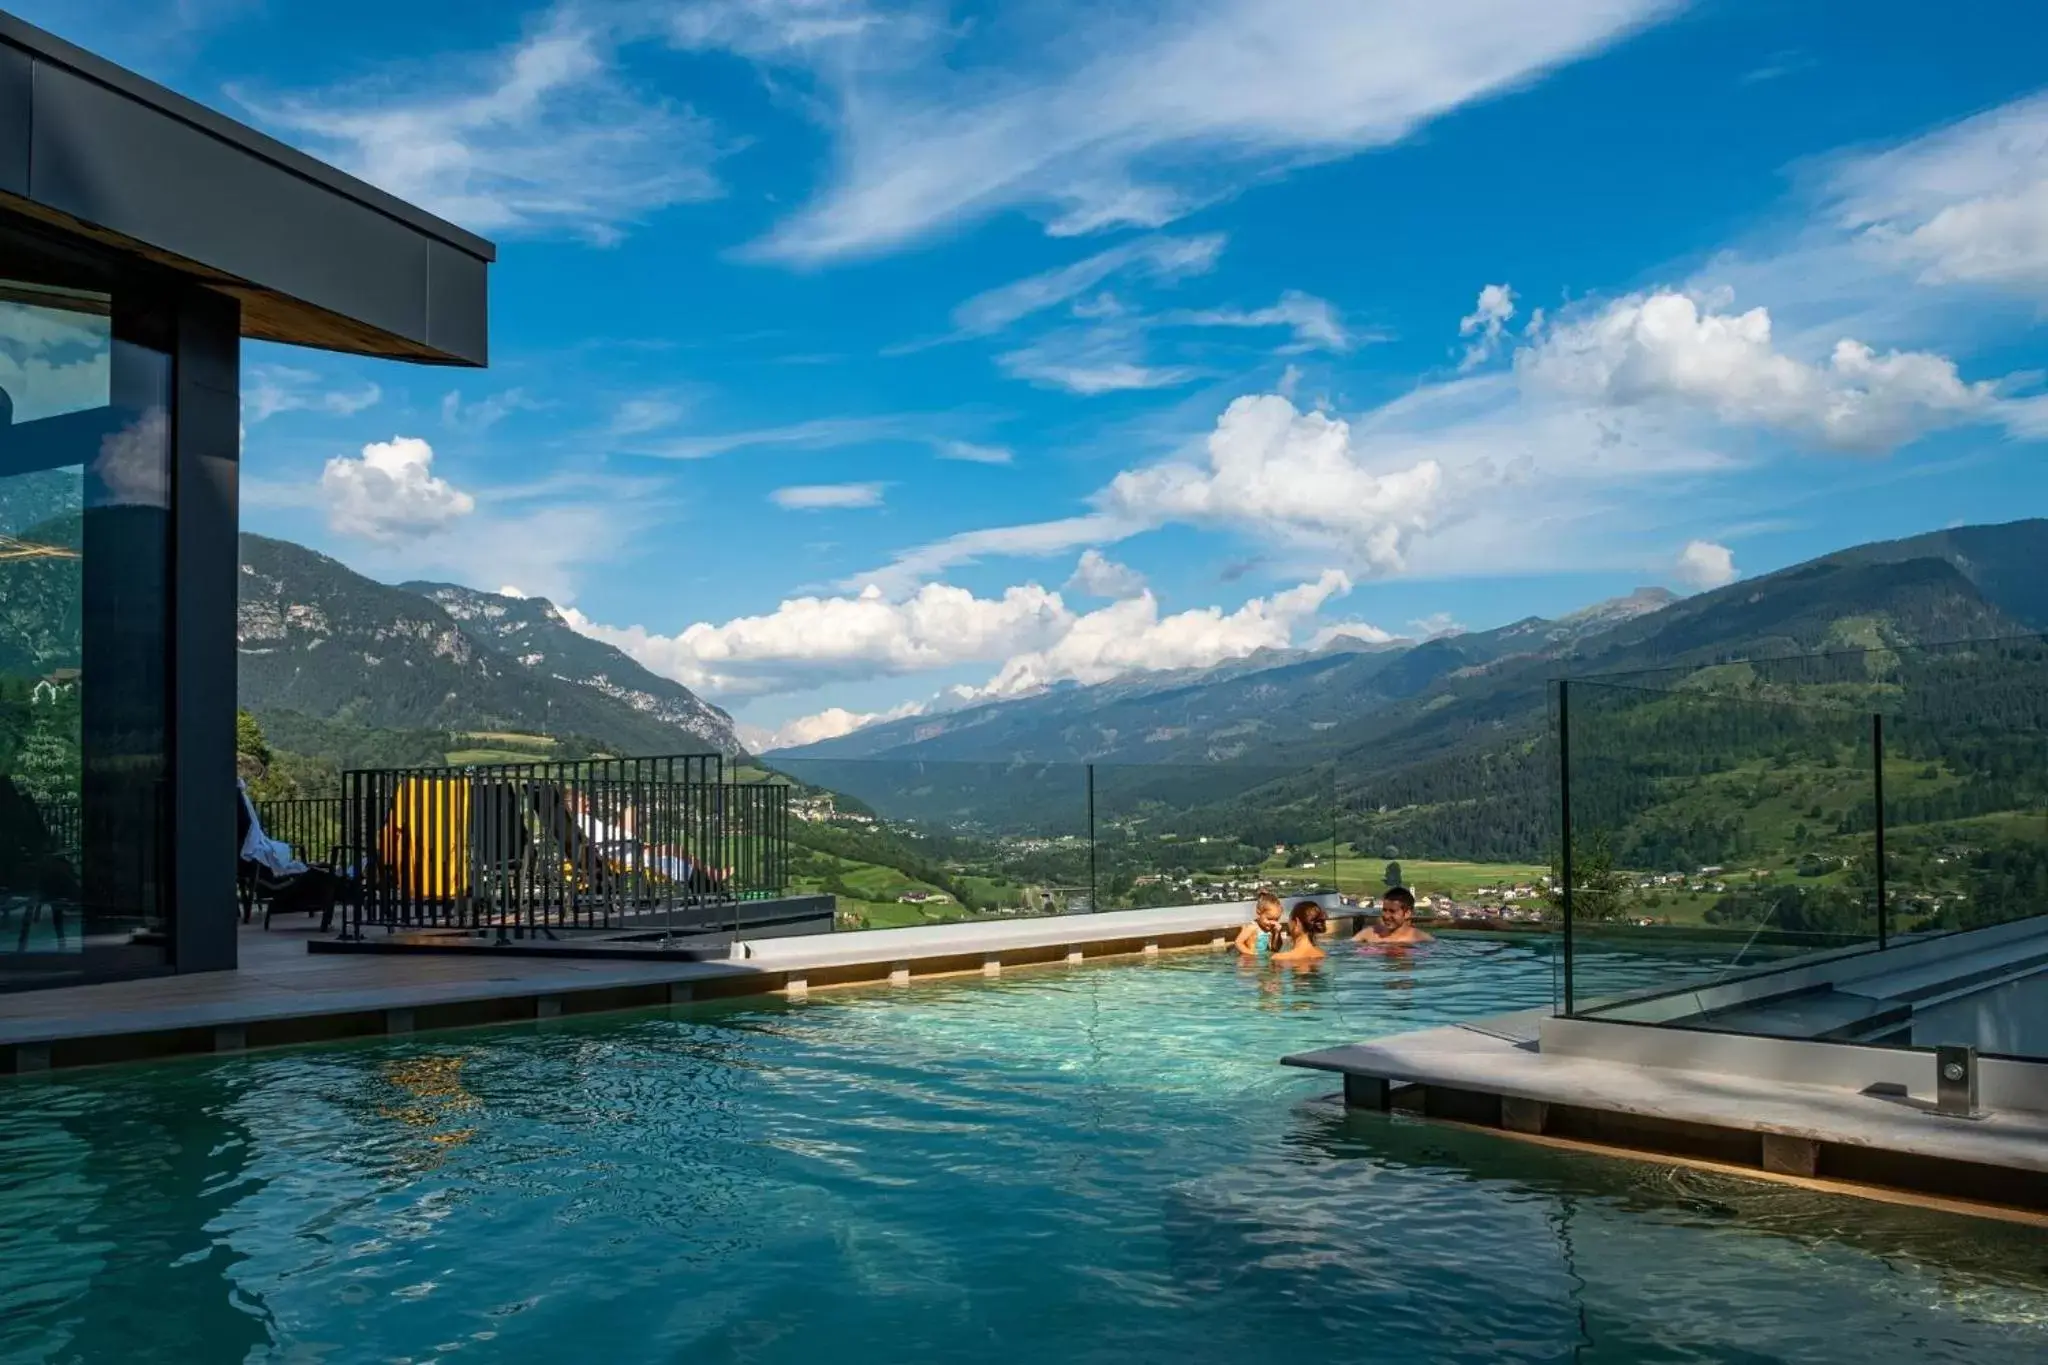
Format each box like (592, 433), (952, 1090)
(1873, 711), (1888, 951)
(1087, 763), (1097, 914)
(1558, 679), (1575, 1017)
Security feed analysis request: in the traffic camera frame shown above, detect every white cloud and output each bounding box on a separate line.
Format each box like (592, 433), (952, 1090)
(738, 0), (1680, 262)
(1066, 549), (1146, 599)
(319, 436), (476, 540)
(1309, 620), (1395, 649)
(643, 415), (913, 459)
(0, 298), (110, 424)
(93, 407), (169, 508)
(1516, 289), (1999, 452)
(1103, 394), (1442, 575)
(1171, 290), (1358, 353)
(562, 580), (1070, 696)
(1458, 283), (1516, 369)
(936, 440), (1013, 465)
(952, 234), (1226, 335)
(751, 699), (927, 752)
(244, 365), (381, 424)
(665, 0), (916, 60)
(1408, 611), (1465, 638)
(567, 565), (1351, 704)
(1674, 538), (1738, 590)
(998, 329), (1203, 395)
(1830, 90), (2048, 300)
(610, 395), (689, 435)
(853, 512), (1141, 595)
(243, 11), (717, 243)
(771, 482), (886, 510)
(971, 571), (1351, 698)
(440, 387), (538, 433)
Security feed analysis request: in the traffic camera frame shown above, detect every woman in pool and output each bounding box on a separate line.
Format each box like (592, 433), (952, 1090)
(1234, 890), (1286, 956)
(1270, 900), (1328, 963)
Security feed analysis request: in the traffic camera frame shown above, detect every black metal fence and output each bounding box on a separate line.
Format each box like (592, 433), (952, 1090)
(254, 797), (344, 867)
(333, 754), (788, 937)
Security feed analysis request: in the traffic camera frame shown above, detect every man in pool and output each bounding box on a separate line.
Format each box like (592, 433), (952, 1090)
(1354, 885), (1433, 944)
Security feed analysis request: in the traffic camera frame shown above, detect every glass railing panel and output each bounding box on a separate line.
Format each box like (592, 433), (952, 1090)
(1561, 678), (1881, 1020)
(762, 757), (1092, 936)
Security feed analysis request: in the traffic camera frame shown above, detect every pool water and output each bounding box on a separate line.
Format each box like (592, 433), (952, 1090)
(4, 939), (2046, 1364)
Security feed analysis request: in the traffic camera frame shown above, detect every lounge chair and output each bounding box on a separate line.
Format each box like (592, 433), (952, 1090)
(236, 785), (340, 931)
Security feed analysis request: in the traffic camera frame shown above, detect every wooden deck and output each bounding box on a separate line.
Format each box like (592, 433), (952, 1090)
(0, 921), (760, 1071)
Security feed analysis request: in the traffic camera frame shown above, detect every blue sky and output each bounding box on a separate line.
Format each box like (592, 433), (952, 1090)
(30, 0), (2048, 747)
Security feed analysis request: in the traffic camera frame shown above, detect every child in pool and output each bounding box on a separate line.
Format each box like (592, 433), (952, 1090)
(1234, 890), (1286, 956)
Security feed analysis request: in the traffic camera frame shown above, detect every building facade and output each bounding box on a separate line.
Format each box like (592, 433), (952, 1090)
(0, 13), (492, 989)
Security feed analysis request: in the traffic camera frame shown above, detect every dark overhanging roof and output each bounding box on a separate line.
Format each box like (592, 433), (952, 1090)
(0, 11), (494, 367)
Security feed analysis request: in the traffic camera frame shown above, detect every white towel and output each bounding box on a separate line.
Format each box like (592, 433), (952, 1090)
(238, 782), (307, 877)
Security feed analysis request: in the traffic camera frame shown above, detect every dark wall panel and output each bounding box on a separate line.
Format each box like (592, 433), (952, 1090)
(426, 239), (489, 367)
(171, 287), (240, 974)
(29, 63), (431, 348)
(0, 42), (27, 197)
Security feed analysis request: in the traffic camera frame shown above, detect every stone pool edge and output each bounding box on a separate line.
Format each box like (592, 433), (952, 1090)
(1, 900), (1368, 1077)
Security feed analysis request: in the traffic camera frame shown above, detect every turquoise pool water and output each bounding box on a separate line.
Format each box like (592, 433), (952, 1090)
(4, 939), (2047, 1364)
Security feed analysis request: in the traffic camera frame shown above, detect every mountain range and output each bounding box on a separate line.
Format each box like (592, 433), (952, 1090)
(236, 535), (742, 759)
(777, 519), (2047, 770)
(765, 519), (2048, 855)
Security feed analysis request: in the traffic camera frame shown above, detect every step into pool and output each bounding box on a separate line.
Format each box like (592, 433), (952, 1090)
(4, 940), (2044, 1363)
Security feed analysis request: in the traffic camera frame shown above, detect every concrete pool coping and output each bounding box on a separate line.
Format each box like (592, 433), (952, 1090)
(1, 898), (1363, 1074)
(1286, 1013), (2048, 1216)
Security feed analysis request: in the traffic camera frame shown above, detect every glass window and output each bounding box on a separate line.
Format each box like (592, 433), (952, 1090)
(0, 249), (174, 987)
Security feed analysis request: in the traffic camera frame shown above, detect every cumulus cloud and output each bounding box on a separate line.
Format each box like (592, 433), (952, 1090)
(735, 0), (1680, 262)
(1516, 290), (1998, 452)
(1103, 394), (1441, 575)
(1066, 549), (1146, 599)
(562, 581), (1070, 696)
(1674, 538), (1738, 590)
(1831, 90), (2048, 300)
(971, 570), (1351, 698)
(771, 482), (886, 510)
(565, 563), (1350, 702)
(751, 699), (927, 752)
(1458, 283), (1516, 369)
(243, 12), (716, 243)
(320, 436), (476, 540)
(93, 407), (169, 508)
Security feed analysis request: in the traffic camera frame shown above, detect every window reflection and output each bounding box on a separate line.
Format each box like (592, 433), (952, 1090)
(0, 271), (172, 986)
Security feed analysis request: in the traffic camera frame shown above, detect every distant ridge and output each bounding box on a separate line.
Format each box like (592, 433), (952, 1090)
(236, 534), (743, 758)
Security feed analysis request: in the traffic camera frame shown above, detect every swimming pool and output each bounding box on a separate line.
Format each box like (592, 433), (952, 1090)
(4, 939), (2045, 1364)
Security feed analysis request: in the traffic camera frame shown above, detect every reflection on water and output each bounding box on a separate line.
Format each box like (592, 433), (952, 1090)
(0, 941), (2044, 1364)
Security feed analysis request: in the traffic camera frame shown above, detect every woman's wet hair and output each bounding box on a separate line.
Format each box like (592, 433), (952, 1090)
(1289, 900), (1328, 937)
